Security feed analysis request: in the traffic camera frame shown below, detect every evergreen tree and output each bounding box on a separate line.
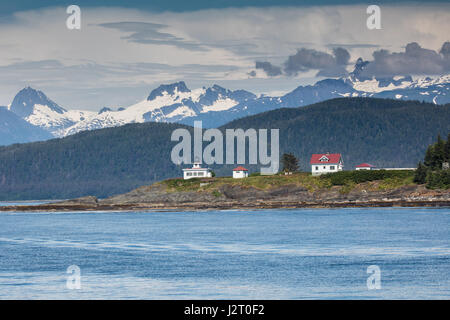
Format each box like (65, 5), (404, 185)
(416, 135), (450, 189)
(445, 133), (450, 162)
(423, 145), (435, 168)
(414, 162), (427, 184)
(281, 153), (299, 173)
(434, 134), (446, 168)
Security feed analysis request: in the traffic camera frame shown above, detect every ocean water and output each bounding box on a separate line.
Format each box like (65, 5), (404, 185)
(0, 207), (449, 299)
(0, 200), (53, 207)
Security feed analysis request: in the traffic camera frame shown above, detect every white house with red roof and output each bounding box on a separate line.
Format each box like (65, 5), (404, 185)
(310, 153), (343, 176)
(182, 162), (212, 180)
(355, 163), (376, 170)
(233, 166), (248, 179)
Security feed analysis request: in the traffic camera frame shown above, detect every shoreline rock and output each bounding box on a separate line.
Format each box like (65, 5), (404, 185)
(1, 186), (449, 212)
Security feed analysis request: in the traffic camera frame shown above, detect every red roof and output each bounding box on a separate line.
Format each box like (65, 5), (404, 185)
(233, 166), (248, 171)
(356, 163), (375, 168)
(310, 153), (342, 164)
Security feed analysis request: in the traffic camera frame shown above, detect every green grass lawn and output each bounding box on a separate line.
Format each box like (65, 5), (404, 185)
(159, 170), (416, 194)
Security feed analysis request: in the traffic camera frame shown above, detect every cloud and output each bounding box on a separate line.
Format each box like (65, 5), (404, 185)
(255, 47), (350, 77)
(0, 4), (449, 108)
(332, 47), (350, 66)
(315, 65), (348, 77)
(325, 43), (381, 49)
(284, 47), (350, 76)
(98, 21), (207, 51)
(360, 41), (450, 77)
(255, 61), (282, 76)
(441, 42), (450, 58)
(255, 42), (450, 78)
(0, 59), (241, 110)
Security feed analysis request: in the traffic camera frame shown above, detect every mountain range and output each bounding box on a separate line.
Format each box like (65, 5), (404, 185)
(1, 97), (448, 200)
(1, 58), (450, 146)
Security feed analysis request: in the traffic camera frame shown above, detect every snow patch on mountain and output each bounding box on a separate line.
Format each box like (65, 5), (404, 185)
(200, 97), (238, 113)
(413, 75), (450, 87)
(25, 105), (97, 133)
(59, 83), (249, 136)
(25, 104), (74, 130)
(7, 64), (450, 142)
(351, 78), (413, 93)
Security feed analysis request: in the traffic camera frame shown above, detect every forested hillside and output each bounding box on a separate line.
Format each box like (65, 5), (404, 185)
(0, 97), (448, 200)
(221, 97), (450, 171)
(0, 123), (188, 200)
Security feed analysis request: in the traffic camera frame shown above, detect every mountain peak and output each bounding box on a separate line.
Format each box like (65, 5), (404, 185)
(211, 84), (226, 91)
(147, 81), (191, 101)
(10, 87), (66, 118)
(348, 58), (371, 82)
(98, 107), (112, 114)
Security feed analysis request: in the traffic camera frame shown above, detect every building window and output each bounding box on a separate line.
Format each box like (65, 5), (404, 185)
(330, 166), (335, 170)
(198, 172), (204, 176)
(315, 166), (319, 170)
(323, 166), (326, 169)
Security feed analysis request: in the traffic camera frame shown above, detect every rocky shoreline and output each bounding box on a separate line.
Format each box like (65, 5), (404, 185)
(1, 182), (449, 212)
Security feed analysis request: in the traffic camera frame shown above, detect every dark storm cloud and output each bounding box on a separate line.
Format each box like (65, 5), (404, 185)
(333, 47), (350, 66)
(5, 0), (450, 15)
(441, 42), (450, 59)
(8, 1), (445, 15)
(255, 42), (450, 78)
(360, 42), (450, 77)
(254, 47), (350, 77)
(98, 21), (207, 52)
(315, 47), (350, 77)
(284, 47), (350, 76)
(255, 61), (282, 76)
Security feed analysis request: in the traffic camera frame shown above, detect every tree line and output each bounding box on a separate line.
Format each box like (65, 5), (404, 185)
(414, 134), (450, 189)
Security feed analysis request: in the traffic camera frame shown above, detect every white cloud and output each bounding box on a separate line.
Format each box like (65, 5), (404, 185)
(0, 4), (448, 109)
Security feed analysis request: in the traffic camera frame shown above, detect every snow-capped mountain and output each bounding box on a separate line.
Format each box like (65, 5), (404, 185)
(342, 58), (450, 104)
(10, 86), (66, 118)
(4, 59), (450, 143)
(353, 75), (450, 104)
(61, 82), (256, 136)
(9, 87), (96, 136)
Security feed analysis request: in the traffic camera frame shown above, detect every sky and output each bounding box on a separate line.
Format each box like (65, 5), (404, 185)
(0, 1), (449, 111)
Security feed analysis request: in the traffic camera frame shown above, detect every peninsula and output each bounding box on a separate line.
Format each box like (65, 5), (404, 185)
(1, 171), (449, 212)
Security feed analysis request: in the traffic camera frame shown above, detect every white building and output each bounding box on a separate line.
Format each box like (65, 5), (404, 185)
(310, 153), (343, 176)
(182, 162), (212, 180)
(232, 166), (248, 179)
(355, 163), (376, 170)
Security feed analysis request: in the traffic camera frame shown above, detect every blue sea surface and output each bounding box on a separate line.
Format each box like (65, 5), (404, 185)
(0, 207), (449, 299)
